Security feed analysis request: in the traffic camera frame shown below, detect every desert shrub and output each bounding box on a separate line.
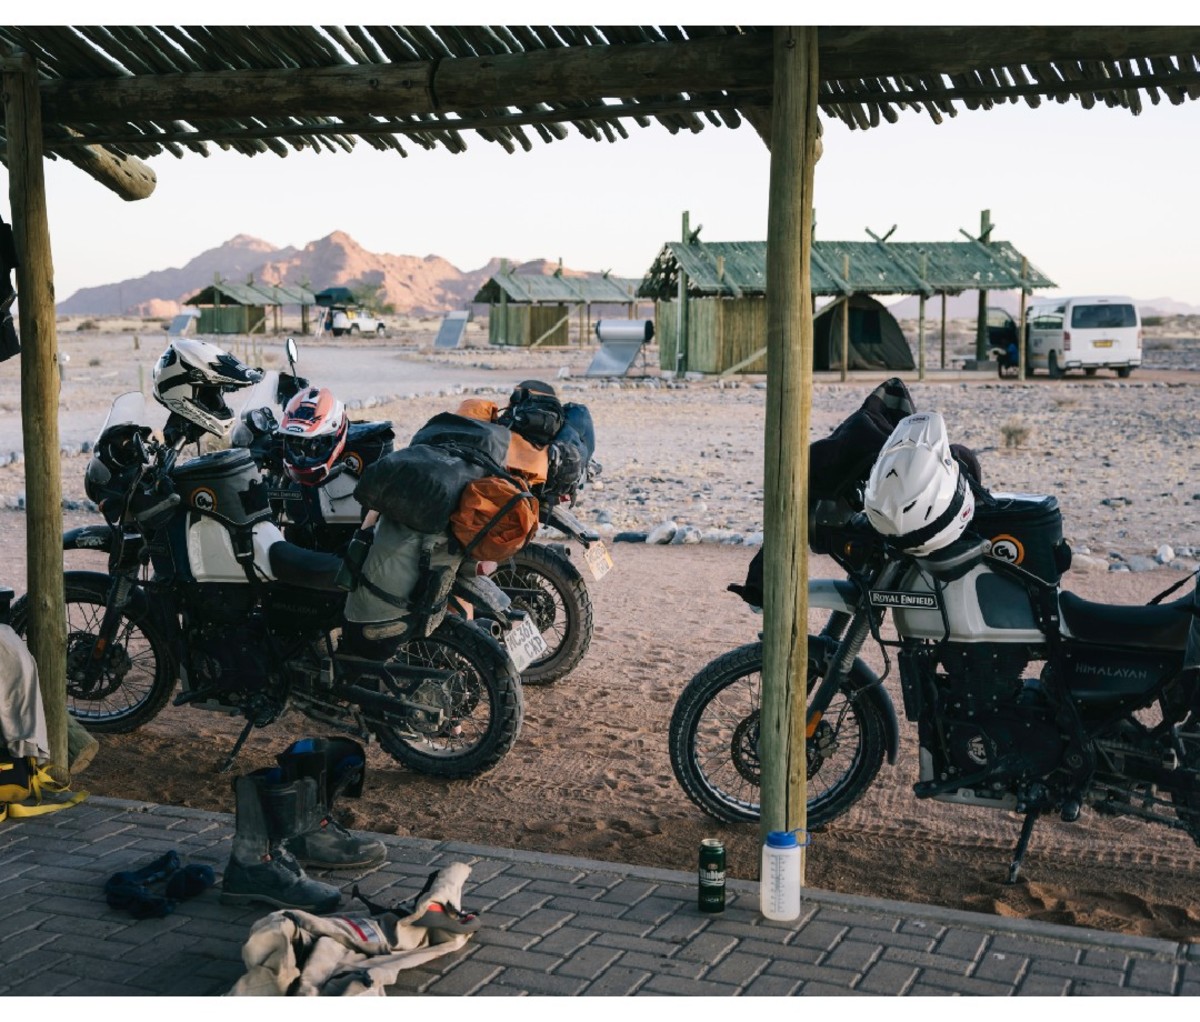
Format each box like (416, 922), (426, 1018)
(1001, 417), (1031, 449)
(87, 357), (101, 367)
(76, 319), (98, 332)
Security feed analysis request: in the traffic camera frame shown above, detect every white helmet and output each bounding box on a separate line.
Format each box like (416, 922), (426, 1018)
(862, 412), (974, 555)
(152, 339), (262, 437)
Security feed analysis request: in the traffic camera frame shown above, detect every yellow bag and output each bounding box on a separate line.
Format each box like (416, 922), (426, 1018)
(0, 754), (88, 822)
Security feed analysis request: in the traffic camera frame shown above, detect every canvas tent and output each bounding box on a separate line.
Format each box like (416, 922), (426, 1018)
(814, 294), (913, 371)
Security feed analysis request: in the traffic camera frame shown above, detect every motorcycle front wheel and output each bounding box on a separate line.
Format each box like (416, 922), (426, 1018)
(668, 639), (887, 826)
(10, 571), (176, 734)
(371, 615), (524, 779)
(491, 543), (594, 685)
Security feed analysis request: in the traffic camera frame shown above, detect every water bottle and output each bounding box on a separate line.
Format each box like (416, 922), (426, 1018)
(759, 829), (806, 921)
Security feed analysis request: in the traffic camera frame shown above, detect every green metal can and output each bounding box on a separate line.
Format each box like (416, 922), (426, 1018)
(697, 838), (726, 913)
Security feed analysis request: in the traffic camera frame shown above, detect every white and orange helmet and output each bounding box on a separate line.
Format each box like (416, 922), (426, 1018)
(279, 386), (348, 485)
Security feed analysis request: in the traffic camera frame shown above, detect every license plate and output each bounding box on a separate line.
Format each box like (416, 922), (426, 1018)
(505, 615), (549, 672)
(583, 540), (614, 581)
(1092, 339), (1113, 348)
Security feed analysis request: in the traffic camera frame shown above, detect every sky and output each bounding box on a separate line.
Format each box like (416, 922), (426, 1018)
(11, 11), (1200, 309)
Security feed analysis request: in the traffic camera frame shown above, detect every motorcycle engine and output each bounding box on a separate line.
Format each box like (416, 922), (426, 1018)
(180, 588), (281, 721)
(926, 643), (1065, 791)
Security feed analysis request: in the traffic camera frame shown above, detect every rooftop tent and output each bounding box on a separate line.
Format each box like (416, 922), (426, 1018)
(314, 287), (356, 308)
(813, 294), (914, 372)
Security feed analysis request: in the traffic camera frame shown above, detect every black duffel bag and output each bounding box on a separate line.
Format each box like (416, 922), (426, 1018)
(410, 412), (509, 465)
(353, 443), (485, 534)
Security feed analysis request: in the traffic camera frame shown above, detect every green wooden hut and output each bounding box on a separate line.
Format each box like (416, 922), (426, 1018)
(183, 279), (317, 335)
(473, 265), (645, 346)
(638, 232), (1055, 374)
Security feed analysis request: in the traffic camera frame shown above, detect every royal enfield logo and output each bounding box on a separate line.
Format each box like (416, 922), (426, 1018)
(191, 486), (217, 512)
(987, 533), (1025, 565)
(869, 590), (939, 609)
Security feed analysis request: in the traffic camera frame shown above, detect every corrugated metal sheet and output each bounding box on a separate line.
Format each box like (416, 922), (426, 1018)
(184, 281), (316, 306)
(638, 239), (1055, 299)
(474, 273), (642, 304)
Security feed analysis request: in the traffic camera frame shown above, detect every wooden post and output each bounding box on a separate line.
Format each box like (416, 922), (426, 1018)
(840, 256), (850, 382)
(760, 26), (818, 869)
(975, 209), (992, 360)
(2, 54), (69, 772)
(498, 258), (508, 346)
(918, 255), (928, 381)
(940, 293), (947, 369)
(1018, 256), (1028, 381)
(676, 211), (690, 376)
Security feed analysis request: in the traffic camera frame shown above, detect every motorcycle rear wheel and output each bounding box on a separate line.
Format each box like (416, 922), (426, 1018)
(371, 615), (524, 779)
(668, 639), (887, 826)
(10, 572), (175, 734)
(492, 543), (594, 685)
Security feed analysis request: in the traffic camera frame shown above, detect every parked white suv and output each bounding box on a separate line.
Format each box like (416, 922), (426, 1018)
(1025, 295), (1141, 379)
(323, 306), (387, 338)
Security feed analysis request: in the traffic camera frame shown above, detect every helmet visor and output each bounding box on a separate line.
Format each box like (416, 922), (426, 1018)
(284, 432), (339, 468)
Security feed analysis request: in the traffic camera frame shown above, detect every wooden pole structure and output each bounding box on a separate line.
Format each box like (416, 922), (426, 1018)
(940, 292), (947, 369)
(975, 209), (992, 360)
(918, 254), (928, 381)
(1018, 256), (1029, 381)
(760, 26), (818, 871)
(676, 211), (690, 376)
(840, 255), (850, 382)
(2, 54), (69, 772)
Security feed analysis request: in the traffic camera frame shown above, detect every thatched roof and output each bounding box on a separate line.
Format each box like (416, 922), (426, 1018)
(639, 238), (1056, 299)
(183, 280), (316, 307)
(473, 271), (642, 305)
(3, 25), (1200, 174)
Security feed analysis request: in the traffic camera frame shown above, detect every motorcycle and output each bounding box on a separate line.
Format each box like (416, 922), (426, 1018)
(14, 382), (526, 780)
(669, 386), (1200, 882)
(231, 338), (609, 685)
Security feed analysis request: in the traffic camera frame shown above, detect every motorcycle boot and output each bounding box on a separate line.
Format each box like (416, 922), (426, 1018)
(220, 767), (343, 913)
(275, 737), (387, 870)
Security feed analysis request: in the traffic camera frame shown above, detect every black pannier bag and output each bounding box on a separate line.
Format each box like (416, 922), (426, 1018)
(499, 380), (565, 447)
(353, 444), (485, 534)
(544, 403), (594, 497)
(410, 412), (510, 466)
(969, 492), (1072, 584)
(342, 420), (396, 477)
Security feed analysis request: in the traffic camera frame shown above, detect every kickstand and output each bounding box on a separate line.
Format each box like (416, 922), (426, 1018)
(219, 717), (256, 774)
(1006, 809), (1040, 885)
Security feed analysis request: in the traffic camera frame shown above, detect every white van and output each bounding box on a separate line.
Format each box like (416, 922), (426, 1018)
(1024, 295), (1142, 379)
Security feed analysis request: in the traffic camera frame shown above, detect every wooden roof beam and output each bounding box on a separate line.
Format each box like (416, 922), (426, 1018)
(0, 57), (155, 201)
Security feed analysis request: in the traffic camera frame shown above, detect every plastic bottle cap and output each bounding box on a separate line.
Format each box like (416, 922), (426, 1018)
(765, 831), (799, 848)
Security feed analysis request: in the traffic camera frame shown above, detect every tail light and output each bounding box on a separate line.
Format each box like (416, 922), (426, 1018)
(1137, 329), (1143, 349)
(1063, 331), (1071, 351)
(475, 560), (498, 576)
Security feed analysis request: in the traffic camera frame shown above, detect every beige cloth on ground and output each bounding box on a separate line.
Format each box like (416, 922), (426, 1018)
(0, 624), (50, 761)
(228, 862), (477, 996)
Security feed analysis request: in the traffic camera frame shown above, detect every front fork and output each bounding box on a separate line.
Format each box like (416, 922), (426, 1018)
(76, 571), (137, 694)
(804, 561), (898, 739)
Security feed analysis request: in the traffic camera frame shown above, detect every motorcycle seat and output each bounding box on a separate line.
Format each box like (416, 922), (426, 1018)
(1059, 589), (1194, 651)
(268, 541), (344, 591)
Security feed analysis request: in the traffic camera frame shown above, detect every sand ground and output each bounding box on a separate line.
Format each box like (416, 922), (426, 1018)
(6, 325), (1200, 942)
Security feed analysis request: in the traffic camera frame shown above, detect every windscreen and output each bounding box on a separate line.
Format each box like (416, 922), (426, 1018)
(1070, 304), (1137, 329)
(96, 392), (146, 444)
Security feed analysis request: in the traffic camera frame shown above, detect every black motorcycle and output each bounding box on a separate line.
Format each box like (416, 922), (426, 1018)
(13, 392), (525, 780)
(669, 383), (1200, 881)
(232, 339), (605, 686)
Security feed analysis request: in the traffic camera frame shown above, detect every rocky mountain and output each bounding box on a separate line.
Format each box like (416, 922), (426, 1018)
(56, 231), (596, 318)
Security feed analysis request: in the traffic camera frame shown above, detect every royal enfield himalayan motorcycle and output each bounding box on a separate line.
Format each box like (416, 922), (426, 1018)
(670, 387), (1200, 882)
(13, 392), (526, 780)
(231, 338), (609, 685)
